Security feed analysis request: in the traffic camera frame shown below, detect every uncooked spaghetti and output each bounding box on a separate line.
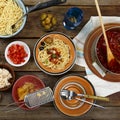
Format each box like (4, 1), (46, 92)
(0, 0), (23, 35)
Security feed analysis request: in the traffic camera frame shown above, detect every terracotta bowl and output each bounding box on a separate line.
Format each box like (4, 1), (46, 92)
(34, 32), (76, 75)
(53, 74), (95, 117)
(84, 23), (120, 82)
(12, 75), (45, 110)
(0, 63), (15, 91)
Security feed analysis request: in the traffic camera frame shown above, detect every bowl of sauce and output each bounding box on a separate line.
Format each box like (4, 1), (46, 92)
(96, 26), (120, 74)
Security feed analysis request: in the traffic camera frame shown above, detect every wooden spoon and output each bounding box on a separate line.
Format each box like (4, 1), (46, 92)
(94, 0), (115, 64)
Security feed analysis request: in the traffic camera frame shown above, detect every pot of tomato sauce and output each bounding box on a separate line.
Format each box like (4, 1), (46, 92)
(95, 26), (120, 74)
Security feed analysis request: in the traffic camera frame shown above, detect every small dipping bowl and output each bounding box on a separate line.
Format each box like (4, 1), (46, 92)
(5, 41), (31, 67)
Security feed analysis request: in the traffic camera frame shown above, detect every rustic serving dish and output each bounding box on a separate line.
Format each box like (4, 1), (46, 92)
(84, 23), (120, 82)
(34, 32), (76, 75)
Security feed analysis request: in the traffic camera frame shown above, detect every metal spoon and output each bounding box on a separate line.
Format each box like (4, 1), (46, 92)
(60, 90), (105, 109)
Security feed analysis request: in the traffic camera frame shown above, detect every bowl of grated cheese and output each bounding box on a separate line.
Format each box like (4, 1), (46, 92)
(0, 64), (15, 91)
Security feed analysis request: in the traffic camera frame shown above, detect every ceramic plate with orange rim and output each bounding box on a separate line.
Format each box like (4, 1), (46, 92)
(34, 32), (76, 75)
(53, 74), (95, 117)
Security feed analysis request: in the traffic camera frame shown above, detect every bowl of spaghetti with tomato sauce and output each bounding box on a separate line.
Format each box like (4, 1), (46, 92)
(96, 26), (120, 74)
(34, 32), (76, 75)
(5, 41), (30, 67)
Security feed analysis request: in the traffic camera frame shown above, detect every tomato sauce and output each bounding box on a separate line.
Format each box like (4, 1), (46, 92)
(96, 28), (120, 73)
(47, 47), (61, 64)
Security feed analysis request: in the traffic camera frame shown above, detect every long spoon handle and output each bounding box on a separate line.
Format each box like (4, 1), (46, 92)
(75, 97), (105, 109)
(94, 0), (108, 46)
(94, 0), (115, 63)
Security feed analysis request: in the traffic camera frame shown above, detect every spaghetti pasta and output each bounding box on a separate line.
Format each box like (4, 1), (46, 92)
(38, 36), (70, 70)
(0, 0), (23, 35)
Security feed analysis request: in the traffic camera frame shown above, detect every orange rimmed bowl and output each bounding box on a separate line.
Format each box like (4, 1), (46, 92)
(84, 23), (120, 82)
(33, 32), (76, 75)
(53, 74), (95, 117)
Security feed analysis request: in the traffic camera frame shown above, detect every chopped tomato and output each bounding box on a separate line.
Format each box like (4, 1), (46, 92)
(47, 48), (61, 64)
(7, 44), (28, 64)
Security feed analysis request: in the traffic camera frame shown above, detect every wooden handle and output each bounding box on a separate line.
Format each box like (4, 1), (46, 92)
(94, 0), (108, 46)
(94, 0), (114, 63)
(83, 94), (110, 101)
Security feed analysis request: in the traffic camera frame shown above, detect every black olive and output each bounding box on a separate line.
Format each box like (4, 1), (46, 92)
(39, 46), (44, 50)
(41, 42), (45, 46)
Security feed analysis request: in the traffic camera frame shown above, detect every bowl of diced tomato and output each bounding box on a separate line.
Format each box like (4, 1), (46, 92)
(5, 41), (30, 67)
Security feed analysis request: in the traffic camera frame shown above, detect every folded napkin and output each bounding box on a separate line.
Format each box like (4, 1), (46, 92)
(73, 16), (120, 97)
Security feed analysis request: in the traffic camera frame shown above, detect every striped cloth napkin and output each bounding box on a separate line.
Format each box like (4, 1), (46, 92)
(73, 16), (120, 97)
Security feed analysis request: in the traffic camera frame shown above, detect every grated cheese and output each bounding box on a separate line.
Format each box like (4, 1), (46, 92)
(0, 68), (12, 88)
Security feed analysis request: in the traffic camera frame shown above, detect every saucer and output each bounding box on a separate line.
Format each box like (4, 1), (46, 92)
(53, 74), (95, 117)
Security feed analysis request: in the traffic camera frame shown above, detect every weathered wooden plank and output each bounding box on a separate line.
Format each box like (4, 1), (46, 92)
(23, 0), (120, 6)
(0, 106), (120, 120)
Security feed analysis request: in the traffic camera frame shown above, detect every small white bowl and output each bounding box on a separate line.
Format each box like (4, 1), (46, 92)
(5, 41), (30, 67)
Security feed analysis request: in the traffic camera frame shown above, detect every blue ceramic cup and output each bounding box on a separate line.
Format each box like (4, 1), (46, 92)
(63, 7), (83, 30)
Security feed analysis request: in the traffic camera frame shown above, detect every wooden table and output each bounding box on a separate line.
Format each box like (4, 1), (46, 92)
(0, 0), (120, 120)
